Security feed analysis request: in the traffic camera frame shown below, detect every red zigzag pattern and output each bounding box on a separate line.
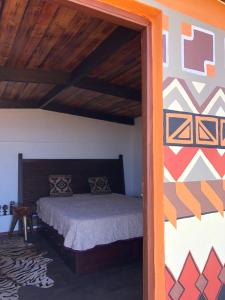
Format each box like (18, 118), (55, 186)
(164, 147), (225, 180)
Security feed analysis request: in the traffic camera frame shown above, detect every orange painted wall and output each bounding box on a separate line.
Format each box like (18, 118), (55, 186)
(156, 0), (225, 31)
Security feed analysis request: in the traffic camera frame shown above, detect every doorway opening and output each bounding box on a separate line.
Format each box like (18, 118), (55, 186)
(0, 0), (164, 299)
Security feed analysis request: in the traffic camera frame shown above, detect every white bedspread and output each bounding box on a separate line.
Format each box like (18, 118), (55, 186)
(37, 194), (143, 251)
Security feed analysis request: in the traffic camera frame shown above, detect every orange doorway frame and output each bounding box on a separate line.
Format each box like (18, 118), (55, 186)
(56, 0), (164, 299)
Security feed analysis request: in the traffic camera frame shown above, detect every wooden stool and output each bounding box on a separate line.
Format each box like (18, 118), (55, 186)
(9, 206), (33, 242)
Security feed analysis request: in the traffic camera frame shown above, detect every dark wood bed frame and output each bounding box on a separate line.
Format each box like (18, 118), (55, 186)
(18, 153), (143, 273)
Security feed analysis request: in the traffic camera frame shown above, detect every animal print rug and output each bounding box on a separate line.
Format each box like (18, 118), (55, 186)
(0, 236), (54, 300)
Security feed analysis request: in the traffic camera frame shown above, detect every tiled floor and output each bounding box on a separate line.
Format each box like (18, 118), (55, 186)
(19, 234), (142, 300)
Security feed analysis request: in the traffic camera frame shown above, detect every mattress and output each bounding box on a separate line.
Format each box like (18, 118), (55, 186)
(37, 193), (143, 251)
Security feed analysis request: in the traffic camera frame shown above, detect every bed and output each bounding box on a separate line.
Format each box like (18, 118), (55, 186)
(18, 153), (143, 273)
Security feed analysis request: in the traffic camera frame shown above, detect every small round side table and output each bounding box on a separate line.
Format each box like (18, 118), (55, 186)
(9, 206), (33, 242)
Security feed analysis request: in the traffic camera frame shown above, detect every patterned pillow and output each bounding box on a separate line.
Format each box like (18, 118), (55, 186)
(88, 176), (111, 194)
(49, 175), (73, 197)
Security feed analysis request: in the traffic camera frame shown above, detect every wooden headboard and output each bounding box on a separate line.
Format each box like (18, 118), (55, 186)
(18, 153), (125, 207)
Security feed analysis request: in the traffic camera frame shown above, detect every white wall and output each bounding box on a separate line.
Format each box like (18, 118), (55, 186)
(0, 109), (142, 232)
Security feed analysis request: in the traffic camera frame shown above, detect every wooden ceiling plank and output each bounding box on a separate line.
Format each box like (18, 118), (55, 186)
(53, 87), (102, 107)
(19, 83), (54, 105)
(0, 78), (52, 105)
(0, 66), (70, 85)
(63, 91), (140, 118)
(62, 20), (116, 72)
(0, 81), (8, 97)
(6, 1), (55, 67)
(43, 104), (134, 125)
(27, 6), (77, 70)
(42, 16), (116, 72)
(0, 0), (29, 66)
(100, 61), (141, 88)
(39, 26), (139, 108)
(8, 1), (59, 68)
(37, 10), (89, 71)
(3, 81), (27, 100)
(110, 62), (141, 88)
(0, 1), (4, 18)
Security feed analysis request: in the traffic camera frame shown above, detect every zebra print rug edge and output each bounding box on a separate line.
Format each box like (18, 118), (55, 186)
(0, 236), (54, 300)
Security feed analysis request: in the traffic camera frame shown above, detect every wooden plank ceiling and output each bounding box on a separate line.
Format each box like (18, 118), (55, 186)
(0, 0), (142, 125)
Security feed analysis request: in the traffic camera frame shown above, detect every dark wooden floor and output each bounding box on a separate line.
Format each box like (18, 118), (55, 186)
(19, 233), (143, 300)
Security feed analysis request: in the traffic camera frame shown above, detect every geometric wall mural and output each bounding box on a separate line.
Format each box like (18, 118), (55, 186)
(166, 249), (225, 300)
(221, 119), (225, 147)
(164, 208), (225, 299)
(164, 147), (225, 182)
(164, 111), (224, 148)
(162, 10), (224, 300)
(165, 112), (193, 145)
(160, 5), (225, 300)
(181, 23), (215, 76)
(163, 78), (225, 115)
(165, 111), (193, 146)
(164, 180), (225, 226)
(195, 115), (219, 146)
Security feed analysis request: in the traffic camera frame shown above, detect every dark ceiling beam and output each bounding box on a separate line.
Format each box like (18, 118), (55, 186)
(70, 27), (139, 85)
(76, 77), (141, 101)
(0, 98), (134, 125)
(0, 98), (134, 124)
(0, 66), (70, 85)
(0, 99), (30, 108)
(0, 65), (141, 101)
(39, 26), (139, 108)
(0, 66), (141, 101)
(38, 85), (67, 109)
(43, 105), (134, 125)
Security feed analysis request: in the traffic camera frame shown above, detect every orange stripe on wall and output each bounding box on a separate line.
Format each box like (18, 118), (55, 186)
(164, 195), (177, 228)
(201, 181), (224, 216)
(176, 182), (202, 220)
(162, 14), (169, 31)
(155, 0), (225, 31)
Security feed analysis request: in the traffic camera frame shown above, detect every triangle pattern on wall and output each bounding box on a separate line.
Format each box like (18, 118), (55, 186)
(198, 123), (215, 142)
(163, 78), (225, 114)
(192, 81), (206, 94)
